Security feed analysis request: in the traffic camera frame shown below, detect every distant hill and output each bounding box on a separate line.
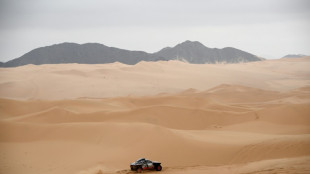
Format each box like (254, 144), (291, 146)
(282, 54), (307, 58)
(2, 43), (161, 67)
(1, 40), (261, 67)
(153, 40), (260, 63)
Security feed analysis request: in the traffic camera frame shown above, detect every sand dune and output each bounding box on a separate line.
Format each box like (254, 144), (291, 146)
(0, 58), (310, 174)
(0, 57), (309, 100)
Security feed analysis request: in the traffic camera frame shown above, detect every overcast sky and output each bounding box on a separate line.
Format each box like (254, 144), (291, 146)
(0, 0), (309, 62)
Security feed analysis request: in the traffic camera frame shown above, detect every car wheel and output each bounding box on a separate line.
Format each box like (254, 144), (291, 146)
(137, 167), (142, 173)
(155, 165), (162, 171)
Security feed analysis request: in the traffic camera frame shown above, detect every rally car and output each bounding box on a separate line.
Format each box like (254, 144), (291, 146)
(130, 158), (162, 173)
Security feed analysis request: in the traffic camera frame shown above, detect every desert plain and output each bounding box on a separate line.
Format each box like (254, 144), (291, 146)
(0, 57), (310, 174)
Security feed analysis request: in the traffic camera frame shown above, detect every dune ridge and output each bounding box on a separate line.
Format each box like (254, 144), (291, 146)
(0, 58), (310, 100)
(0, 58), (310, 174)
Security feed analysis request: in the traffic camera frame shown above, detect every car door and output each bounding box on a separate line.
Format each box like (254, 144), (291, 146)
(146, 160), (154, 169)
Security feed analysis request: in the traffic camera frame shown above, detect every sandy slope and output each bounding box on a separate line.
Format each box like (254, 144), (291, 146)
(0, 57), (309, 100)
(0, 58), (310, 174)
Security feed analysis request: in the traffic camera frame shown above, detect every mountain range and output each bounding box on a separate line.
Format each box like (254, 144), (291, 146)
(1, 40), (261, 67)
(282, 54), (308, 58)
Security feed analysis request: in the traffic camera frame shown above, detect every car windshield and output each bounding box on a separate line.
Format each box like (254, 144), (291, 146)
(136, 158), (145, 162)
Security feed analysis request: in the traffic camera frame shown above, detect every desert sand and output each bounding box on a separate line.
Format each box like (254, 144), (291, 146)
(0, 57), (310, 174)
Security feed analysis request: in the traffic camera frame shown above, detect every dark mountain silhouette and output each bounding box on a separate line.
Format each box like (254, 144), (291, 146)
(154, 40), (260, 63)
(1, 40), (261, 67)
(2, 43), (161, 67)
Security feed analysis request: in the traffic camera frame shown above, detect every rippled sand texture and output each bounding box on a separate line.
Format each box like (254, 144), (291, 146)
(0, 57), (310, 174)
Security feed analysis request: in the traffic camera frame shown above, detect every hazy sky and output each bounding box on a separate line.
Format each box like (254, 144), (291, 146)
(0, 0), (309, 62)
